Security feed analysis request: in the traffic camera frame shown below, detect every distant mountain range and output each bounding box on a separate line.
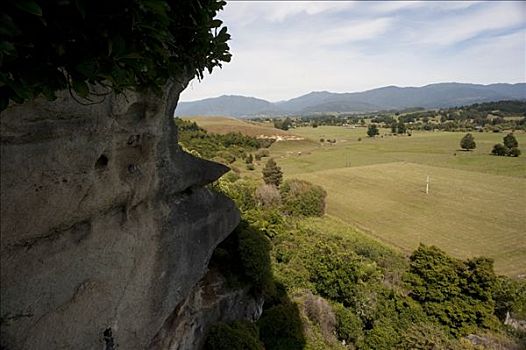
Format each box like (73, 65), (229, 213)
(175, 82), (526, 117)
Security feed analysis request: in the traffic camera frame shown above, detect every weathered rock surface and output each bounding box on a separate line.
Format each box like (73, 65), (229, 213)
(0, 83), (242, 349)
(150, 269), (264, 350)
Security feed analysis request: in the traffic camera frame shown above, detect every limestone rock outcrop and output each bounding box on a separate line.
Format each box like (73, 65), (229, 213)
(150, 269), (264, 350)
(0, 83), (243, 349)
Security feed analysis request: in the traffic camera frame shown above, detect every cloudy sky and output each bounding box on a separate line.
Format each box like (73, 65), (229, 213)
(180, 1), (526, 102)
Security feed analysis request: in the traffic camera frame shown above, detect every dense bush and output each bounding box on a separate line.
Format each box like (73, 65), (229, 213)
(363, 320), (399, 350)
(493, 276), (526, 320)
(205, 321), (263, 350)
(333, 303), (364, 346)
(255, 184), (281, 208)
(398, 322), (455, 349)
(1, 0), (231, 109)
(367, 124), (379, 137)
(508, 147), (521, 157)
(236, 222), (273, 292)
(258, 303), (306, 350)
(503, 133), (519, 149)
(492, 143), (508, 156)
(460, 133), (476, 150)
(308, 241), (380, 306)
(255, 148), (270, 160)
(405, 245), (498, 336)
(244, 208), (286, 240)
(175, 118), (271, 161)
(262, 158), (283, 187)
(280, 179), (327, 217)
(492, 133), (521, 157)
(216, 178), (257, 212)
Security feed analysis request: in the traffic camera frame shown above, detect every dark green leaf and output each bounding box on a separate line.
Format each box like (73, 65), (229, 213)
(72, 80), (89, 98)
(14, 0), (43, 16)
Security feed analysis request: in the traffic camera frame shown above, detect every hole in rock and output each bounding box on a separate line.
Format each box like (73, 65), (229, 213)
(95, 154), (109, 169)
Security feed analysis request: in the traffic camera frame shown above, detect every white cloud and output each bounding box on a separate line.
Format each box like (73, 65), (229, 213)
(412, 2), (526, 46)
(180, 1), (526, 102)
(220, 1), (356, 25)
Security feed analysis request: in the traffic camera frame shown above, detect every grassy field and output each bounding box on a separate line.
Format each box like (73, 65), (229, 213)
(273, 126), (526, 276)
(184, 116), (299, 139)
(185, 116), (526, 277)
(278, 126), (526, 177)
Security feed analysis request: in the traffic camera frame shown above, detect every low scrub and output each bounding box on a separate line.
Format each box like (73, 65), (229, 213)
(205, 321), (263, 350)
(280, 179), (327, 217)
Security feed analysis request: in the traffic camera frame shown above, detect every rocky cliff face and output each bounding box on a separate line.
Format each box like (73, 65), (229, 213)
(0, 83), (245, 349)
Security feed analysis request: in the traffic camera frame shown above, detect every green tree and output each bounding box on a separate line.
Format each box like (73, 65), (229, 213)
(258, 303), (306, 350)
(397, 121), (406, 134)
(503, 133), (518, 149)
(460, 133), (476, 151)
(491, 143), (507, 156)
(390, 122), (397, 134)
(280, 179), (327, 217)
(274, 117), (292, 131)
(508, 147), (521, 157)
(262, 158), (283, 187)
(405, 245), (497, 336)
(0, 0), (231, 110)
(367, 124), (379, 137)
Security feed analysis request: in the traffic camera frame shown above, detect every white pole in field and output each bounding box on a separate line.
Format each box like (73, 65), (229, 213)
(426, 175), (430, 194)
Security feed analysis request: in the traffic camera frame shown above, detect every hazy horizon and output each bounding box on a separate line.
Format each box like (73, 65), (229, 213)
(180, 1), (526, 102)
(180, 81), (526, 103)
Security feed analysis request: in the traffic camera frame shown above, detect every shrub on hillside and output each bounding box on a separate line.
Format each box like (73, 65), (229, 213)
(255, 184), (281, 208)
(262, 158), (283, 187)
(398, 322), (455, 350)
(258, 302), (306, 350)
(280, 179), (327, 217)
(493, 276), (526, 320)
(244, 208), (285, 240)
(205, 321), (263, 350)
(363, 320), (399, 350)
(255, 149), (271, 160)
(222, 171), (240, 183)
(216, 178), (257, 212)
(404, 244), (498, 336)
(333, 303), (364, 346)
(308, 242), (380, 306)
(236, 222), (273, 292)
(302, 292), (337, 341)
(216, 151), (236, 164)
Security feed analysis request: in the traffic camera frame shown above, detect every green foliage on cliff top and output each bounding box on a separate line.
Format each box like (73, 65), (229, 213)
(1, 0), (231, 109)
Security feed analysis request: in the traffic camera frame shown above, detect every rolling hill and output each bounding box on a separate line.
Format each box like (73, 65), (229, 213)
(175, 82), (526, 117)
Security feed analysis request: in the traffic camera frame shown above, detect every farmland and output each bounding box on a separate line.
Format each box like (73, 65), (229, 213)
(185, 116), (302, 140)
(274, 126), (526, 276)
(183, 117), (526, 277)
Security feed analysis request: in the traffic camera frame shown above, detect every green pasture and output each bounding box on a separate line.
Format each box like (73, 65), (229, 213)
(276, 126), (526, 178)
(273, 126), (526, 276)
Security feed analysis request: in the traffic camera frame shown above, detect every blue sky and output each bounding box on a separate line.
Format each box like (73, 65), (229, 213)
(180, 1), (526, 102)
